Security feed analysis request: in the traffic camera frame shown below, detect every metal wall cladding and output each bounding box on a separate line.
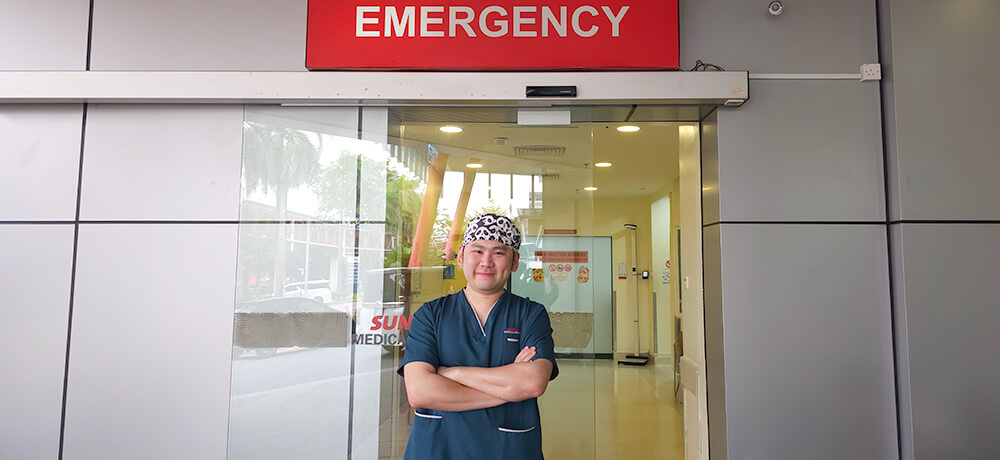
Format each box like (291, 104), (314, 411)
(0, 105), (84, 221)
(679, 0), (877, 73)
(89, 0), (307, 70)
(707, 223), (897, 460)
(0, 225), (75, 460)
(79, 105), (244, 221)
(0, 0), (89, 70)
(63, 223), (238, 460)
(893, 223), (1000, 459)
(711, 80), (885, 223)
(882, 1), (1000, 221)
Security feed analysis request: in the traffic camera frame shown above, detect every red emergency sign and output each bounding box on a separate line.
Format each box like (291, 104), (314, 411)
(306, 0), (678, 70)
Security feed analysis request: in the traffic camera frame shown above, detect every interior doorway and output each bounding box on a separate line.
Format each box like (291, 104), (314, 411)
(227, 104), (708, 460)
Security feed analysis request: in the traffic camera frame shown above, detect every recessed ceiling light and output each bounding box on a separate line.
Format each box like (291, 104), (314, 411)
(594, 162), (613, 168)
(584, 186), (598, 191)
(616, 125), (640, 133)
(440, 126), (463, 133)
(466, 157), (483, 168)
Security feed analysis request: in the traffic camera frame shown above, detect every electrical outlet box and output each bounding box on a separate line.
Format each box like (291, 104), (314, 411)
(860, 63), (882, 81)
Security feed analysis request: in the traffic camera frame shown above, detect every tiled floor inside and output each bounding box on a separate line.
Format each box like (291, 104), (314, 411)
(384, 358), (685, 459)
(540, 359), (685, 459)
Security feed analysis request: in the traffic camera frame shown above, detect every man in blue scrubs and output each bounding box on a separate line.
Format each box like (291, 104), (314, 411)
(398, 213), (559, 460)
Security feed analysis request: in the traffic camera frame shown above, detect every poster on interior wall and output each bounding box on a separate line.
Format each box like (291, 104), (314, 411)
(512, 237), (613, 354)
(306, 0), (679, 70)
(540, 252), (586, 284)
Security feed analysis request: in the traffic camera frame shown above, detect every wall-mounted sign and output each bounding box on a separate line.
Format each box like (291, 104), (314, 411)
(306, 1), (679, 70)
(536, 251), (589, 263)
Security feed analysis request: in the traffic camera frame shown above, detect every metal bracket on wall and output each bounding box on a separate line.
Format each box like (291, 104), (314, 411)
(750, 73), (862, 80)
(749, 65), (882, 82)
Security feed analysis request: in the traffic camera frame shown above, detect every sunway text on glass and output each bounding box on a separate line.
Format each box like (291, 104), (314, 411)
(356, 6), (630, 38)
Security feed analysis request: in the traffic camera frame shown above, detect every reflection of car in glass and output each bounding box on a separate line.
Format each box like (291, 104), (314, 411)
(283, 280), (334, 304)
(234, 296), (348, 359)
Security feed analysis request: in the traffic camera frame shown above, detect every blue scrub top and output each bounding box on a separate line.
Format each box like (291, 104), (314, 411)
(397, 289), (559, 460)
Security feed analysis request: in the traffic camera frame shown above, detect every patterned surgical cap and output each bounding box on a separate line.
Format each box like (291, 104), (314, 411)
(462, 213), (521, 251)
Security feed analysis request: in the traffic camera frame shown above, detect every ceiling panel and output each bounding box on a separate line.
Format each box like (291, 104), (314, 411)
(397, 117), (685, 199)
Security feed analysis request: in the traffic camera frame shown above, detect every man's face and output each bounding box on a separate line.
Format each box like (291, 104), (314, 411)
(457, 240), (520, 296)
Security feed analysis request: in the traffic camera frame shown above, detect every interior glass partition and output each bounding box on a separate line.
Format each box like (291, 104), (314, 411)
(228, 105), (695, 460)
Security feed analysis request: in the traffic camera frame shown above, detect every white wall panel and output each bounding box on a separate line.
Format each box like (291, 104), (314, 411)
(80, 105), (243, 221)
(0, 0), (89, 70)
(90, 0), (307, 71)
(714, 224), (897, 460)
(0, 105), (83, 221)
(715, 80), (885, 222)
(0, 225), (74, 460)
(63, 223), (237, 460)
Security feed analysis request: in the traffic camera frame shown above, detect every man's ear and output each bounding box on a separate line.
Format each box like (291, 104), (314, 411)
(456, 245), (465, 264)
(511, 251), (521, 269)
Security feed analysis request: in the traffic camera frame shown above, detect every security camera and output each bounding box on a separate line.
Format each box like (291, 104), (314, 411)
(768, 0), (783, 16)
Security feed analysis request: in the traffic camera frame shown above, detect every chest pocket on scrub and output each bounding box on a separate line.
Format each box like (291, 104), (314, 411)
(502, 327), (522, 363)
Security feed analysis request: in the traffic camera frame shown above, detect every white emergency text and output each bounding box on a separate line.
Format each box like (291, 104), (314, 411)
(355, 5), (631, 38)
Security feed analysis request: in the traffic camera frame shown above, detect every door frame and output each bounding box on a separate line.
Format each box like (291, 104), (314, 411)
(1, 70), (728, 459)
(0, 70), (748, 107)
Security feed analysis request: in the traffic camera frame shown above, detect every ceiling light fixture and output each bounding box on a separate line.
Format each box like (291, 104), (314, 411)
(584, 186), (598, 191)
(440, 126), (463, 133)
(466, 158), (483, 169)
(594, 162), (613, 168)
(616, 125), (640, 133)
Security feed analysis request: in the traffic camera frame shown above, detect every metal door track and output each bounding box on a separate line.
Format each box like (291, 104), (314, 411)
(618, 354), (650, 366)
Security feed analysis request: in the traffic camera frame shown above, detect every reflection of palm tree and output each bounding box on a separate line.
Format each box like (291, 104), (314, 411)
(315, 157), (433, 267)
(243, 121), (321, 296)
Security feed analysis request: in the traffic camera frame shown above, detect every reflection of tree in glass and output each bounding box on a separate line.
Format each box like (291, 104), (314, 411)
(311, 150), (378, 220)
(465, 202), (521, 229)
(432, 212), (453, 247)
(313, 154), (434, 267)
(312, 151), (356, 220)
(243, 121), (322, 297)
(236, 227), (278, 302)
(381, 168), (424, 267)
(431, 201), (521, 262)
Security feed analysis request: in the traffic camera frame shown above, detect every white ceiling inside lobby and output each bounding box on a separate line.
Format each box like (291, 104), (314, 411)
(398, 120), (683, 199)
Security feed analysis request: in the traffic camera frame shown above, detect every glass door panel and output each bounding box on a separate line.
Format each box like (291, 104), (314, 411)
(230, 105), (689, 460)
(230, 106), (368, 460)
(394, 119), (601, 459)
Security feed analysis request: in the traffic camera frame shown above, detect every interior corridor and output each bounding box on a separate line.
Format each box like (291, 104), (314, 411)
(386, 359), (684, 459)
(541, 360), (684, 459)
